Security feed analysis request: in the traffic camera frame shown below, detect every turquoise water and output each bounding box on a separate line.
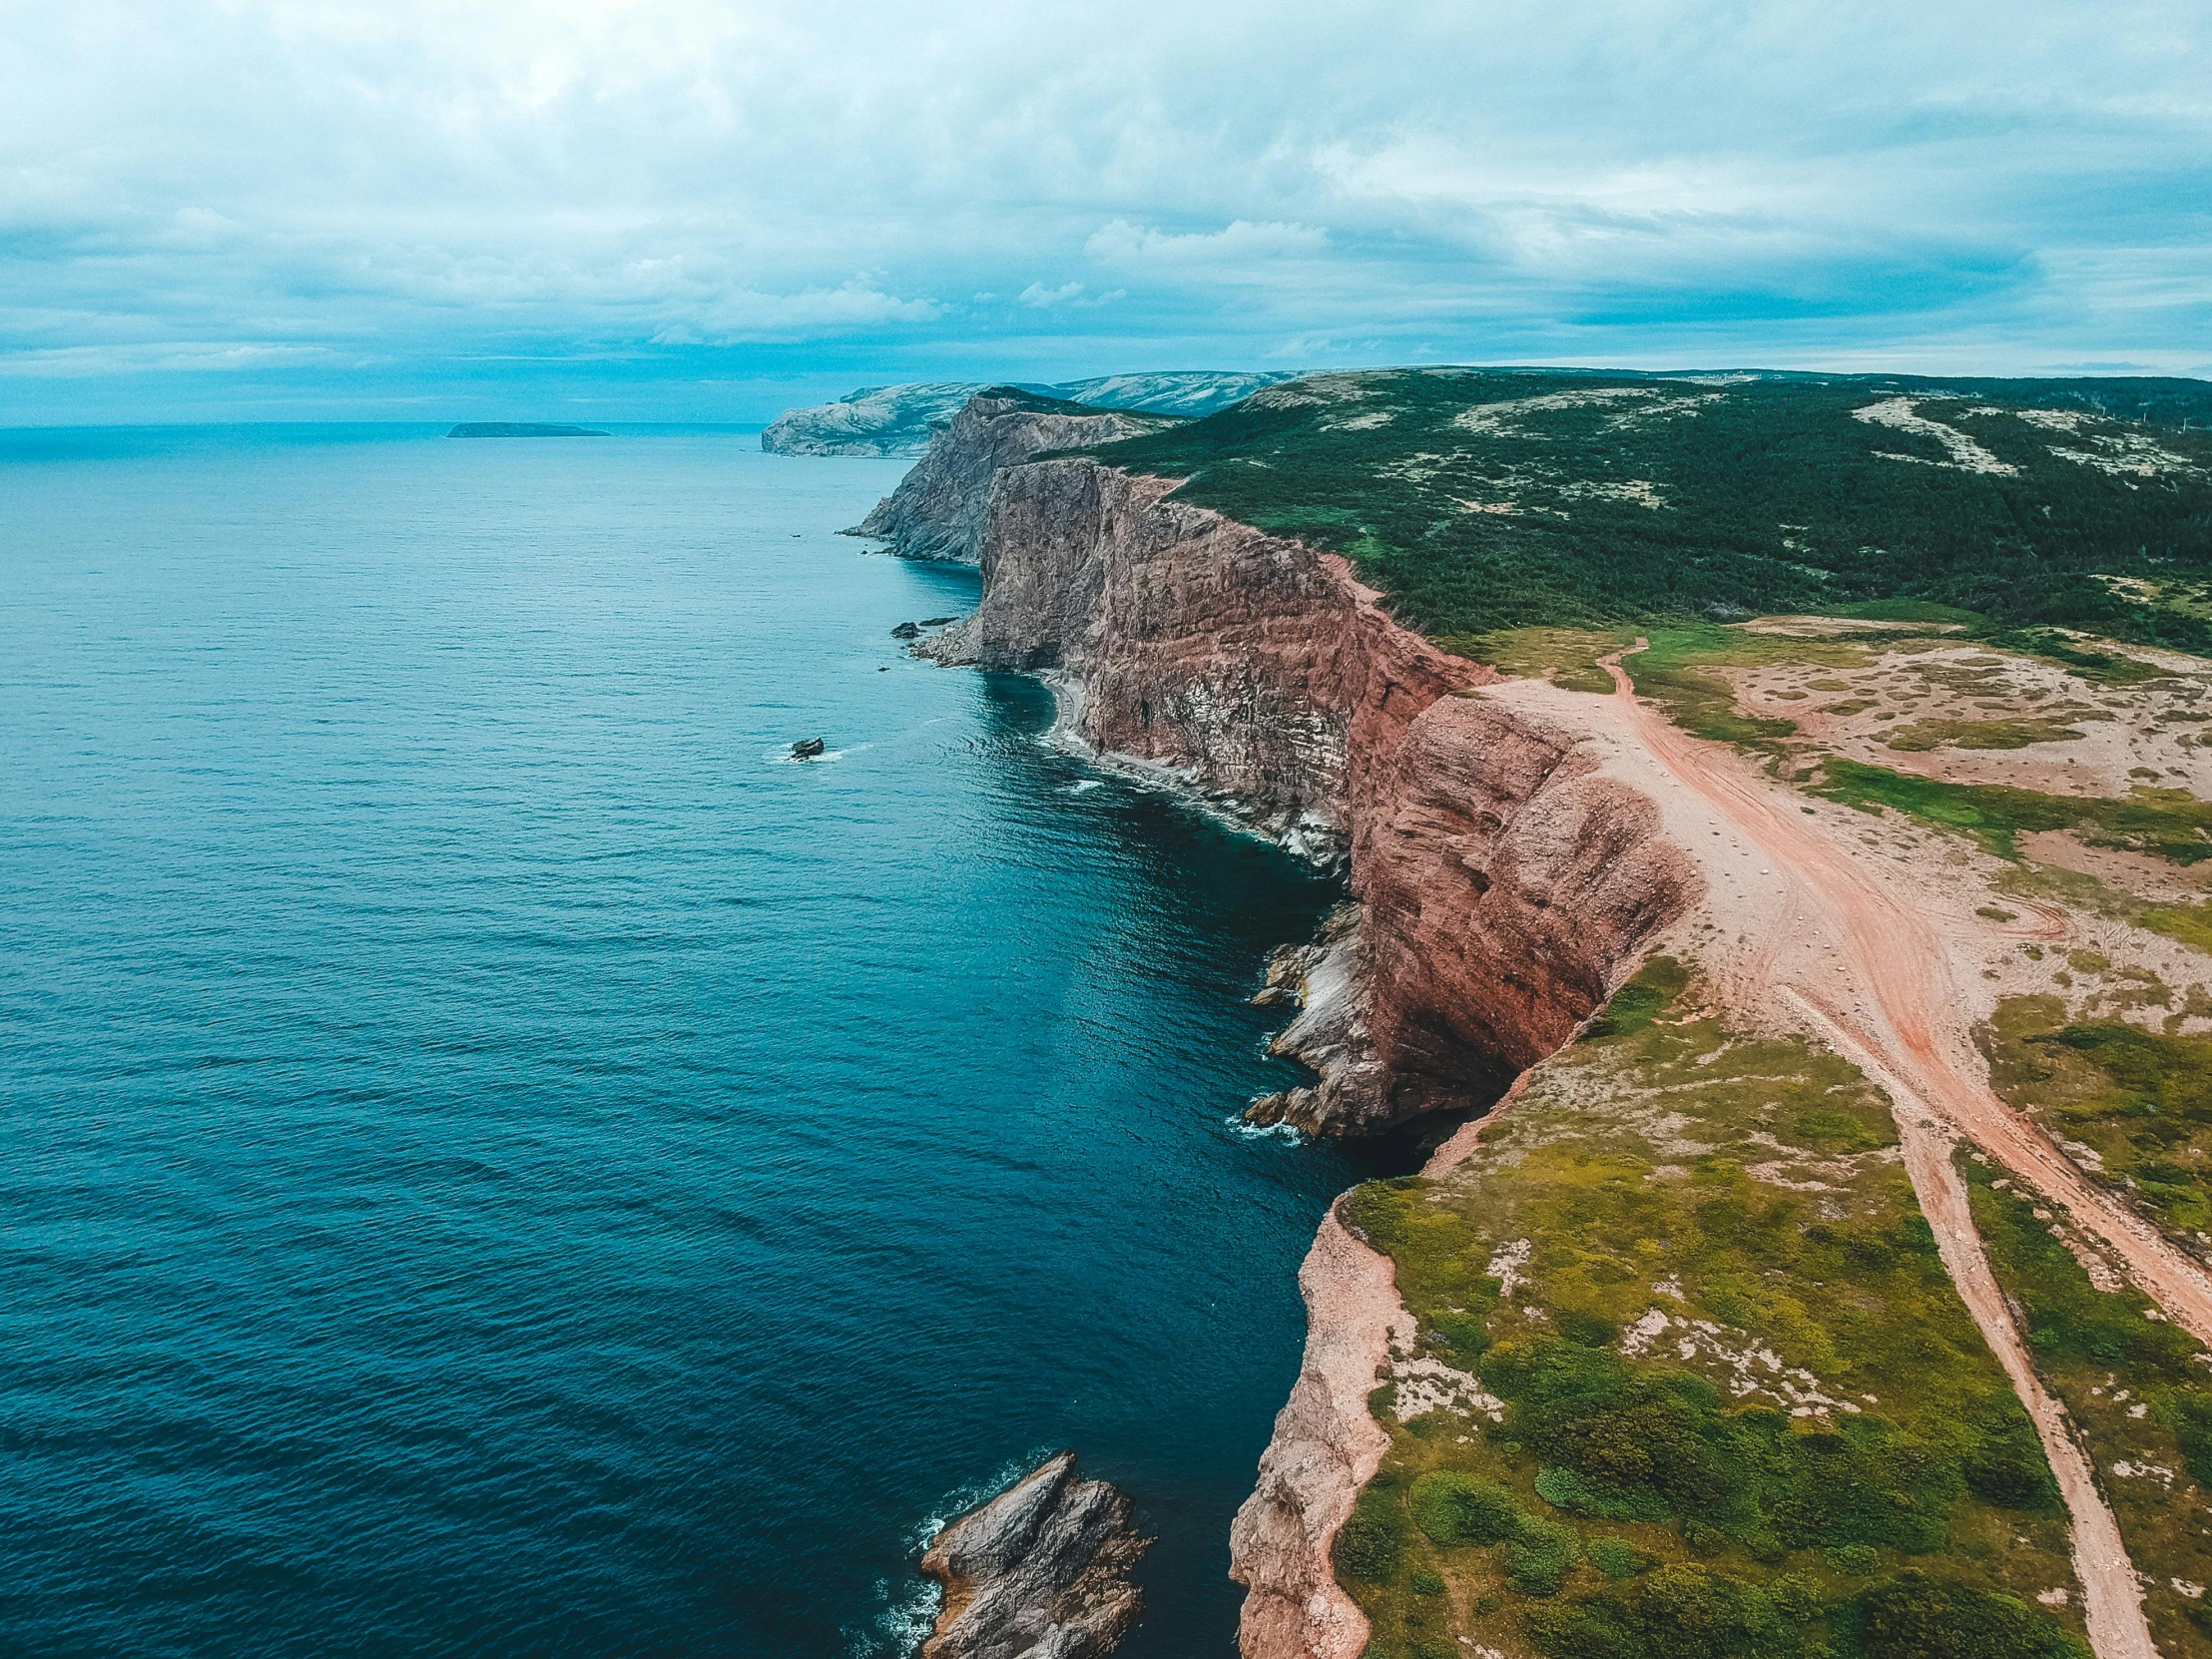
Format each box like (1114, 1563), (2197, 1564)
(0, 426), (1354, 1656)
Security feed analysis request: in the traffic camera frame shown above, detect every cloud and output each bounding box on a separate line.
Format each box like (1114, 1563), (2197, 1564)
(1085, 220), (1331, 266)
(1, 0), (2207, 419)
(0, 342), (335, 378)
(1018, 280), (1089, 308)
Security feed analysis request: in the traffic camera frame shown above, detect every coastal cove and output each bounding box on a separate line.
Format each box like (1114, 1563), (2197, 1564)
(0, 427), (1356, 1656)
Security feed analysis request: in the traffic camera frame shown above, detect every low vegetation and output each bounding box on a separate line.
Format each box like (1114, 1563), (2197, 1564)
(1962, 1153), (2212, 1655)
(1086, 369), (2212, 655)
(1333, 960), (2086, 1658)
(1979, 994), (2212, 1237)
(1812, 759), (2212, 863)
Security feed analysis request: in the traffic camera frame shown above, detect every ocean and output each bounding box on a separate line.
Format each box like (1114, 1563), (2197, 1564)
(0, 425), (1355, 1656)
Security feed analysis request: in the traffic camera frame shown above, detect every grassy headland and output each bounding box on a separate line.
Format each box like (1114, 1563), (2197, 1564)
(1331, 961), (2088, 1659)
(1084, 368), (2212, 655)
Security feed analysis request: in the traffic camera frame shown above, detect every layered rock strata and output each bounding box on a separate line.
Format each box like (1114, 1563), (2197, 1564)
(928, 452), (1694, 1134)
(895, 399), (1697, 1658)
(919, 1451), (1150, 1659)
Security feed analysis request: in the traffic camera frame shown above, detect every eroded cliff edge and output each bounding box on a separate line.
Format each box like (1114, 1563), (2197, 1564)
(890, 406), (1696, 1659)
(926, 454), (1694, 1137)
(846, 390), (1174, 563)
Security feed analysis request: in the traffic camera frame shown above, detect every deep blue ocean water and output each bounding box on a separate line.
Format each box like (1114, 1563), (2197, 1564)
(0, 426), (1355, 1657)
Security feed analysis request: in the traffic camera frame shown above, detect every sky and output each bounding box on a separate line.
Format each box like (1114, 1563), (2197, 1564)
(3, 0), (2208, 425)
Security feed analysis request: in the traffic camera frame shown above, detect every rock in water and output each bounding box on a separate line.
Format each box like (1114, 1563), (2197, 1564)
(920, 1451), (1149, 1659)
(791, 738), (826, 759)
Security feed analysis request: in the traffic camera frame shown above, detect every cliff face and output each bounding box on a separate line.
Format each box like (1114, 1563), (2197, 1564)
(933, 454), (1694, 1135)
(764, 381), (1017, 458)
(846, 393), (1175, 562)
(902, 409), (1695, 1659)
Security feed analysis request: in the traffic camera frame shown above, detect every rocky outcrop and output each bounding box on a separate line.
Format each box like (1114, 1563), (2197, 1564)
(765, 382), (1041, 457)
(919, 1452), (1151, 1659)
(933, 453), (1696, 1134)
(1230, 1208), (1404, 1659)
(895, 404), (1698, 1659)
(763, 373), (1296, 457)
(846, 392), (1175, 562)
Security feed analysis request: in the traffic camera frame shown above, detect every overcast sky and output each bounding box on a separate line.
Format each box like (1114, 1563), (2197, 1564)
(4, 0), (2208, 423)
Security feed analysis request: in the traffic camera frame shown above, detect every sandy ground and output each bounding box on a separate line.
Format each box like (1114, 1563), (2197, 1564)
(1242, 637), (2212, 1659)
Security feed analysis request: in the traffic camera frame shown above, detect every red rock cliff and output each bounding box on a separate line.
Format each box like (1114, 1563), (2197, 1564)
(930, 455), (1692, 1136)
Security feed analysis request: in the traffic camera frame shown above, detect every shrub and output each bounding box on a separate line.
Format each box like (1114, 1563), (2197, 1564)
(1960, 1407), (2061, 1510)
(1410, 1471), (1525, 1546)
(1432, 1311), (1491, 1368)
(1586, 1537), (1643, 1580)
(1535, 1465), (1669, 1522)
(1506, 1515), (1582, 1597)
(1827, 1543), (1879, 1577)
(1522, 1564), (1798, 1659)
(1336, 1484), (1407, 1584)
(1842, 1570), (2089, 1659)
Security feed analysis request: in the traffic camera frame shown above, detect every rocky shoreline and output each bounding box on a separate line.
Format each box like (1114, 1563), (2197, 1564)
(870, 392), (1693, 1654)
(918, 1452), (1151, 1659)
(903, 432), (1689, 1140)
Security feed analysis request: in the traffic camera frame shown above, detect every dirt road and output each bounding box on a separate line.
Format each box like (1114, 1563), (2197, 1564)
(1601, 651), (2212, 1344)
(1602, 651), (2182, 1655)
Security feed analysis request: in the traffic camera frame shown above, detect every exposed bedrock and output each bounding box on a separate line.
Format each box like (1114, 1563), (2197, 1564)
(934, 453), (1695, 1136)
(894, 417), (1699, 1659)
(846, 392), (1169, 563)
(919, 1451), (1151, 1659)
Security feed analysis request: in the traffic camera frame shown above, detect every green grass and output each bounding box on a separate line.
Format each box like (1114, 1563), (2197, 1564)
(1444, 625), (1641, 693)
(1962, 1151), (2212, 1656)
(1083, 368), (2212, 653)
(1333, 957), (2086, 1659)
(1983, 628), (2176, 687)
(1978, 996), (2212, 1235)
(1996, 862), (2212, 957)
(1813, 758), (2212, 863)
(1882, 717), (2090, 753)
(2141, 898), (2212, 955)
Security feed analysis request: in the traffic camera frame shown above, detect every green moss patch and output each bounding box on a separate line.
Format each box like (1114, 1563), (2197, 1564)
(1882, 718), (2091, 753)
(1813, 758), (2212, 864)
(1978, 996), (2212, 1235)
(1334, 959), (2084, 1658)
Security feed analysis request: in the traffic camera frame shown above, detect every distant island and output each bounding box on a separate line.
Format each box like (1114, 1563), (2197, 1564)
(447, 422), (609, 438)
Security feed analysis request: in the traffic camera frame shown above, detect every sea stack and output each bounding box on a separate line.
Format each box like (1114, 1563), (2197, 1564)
(919, 1452), (1149, 1659)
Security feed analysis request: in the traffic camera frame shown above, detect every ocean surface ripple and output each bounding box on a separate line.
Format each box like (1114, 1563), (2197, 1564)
(0, 426), (1352, 1657)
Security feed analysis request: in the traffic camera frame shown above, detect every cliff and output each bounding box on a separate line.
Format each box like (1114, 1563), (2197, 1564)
(763, 372), (1295, 457)
(846, 391), (1177, 563)
(927, 451), (1693, 1134)
(887, 380), (2212, 1659)
(763, 382), (1035, 458)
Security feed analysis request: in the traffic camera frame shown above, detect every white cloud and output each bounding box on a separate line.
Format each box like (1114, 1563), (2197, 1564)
(1018, 281), (1088, 307)
(1085, 220), (1331, 265)
(0, 0), (2206, 416)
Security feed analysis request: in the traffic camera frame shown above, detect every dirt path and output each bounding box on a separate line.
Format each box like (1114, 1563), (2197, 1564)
(1600, 652), (2174, 1655)
(1600, 651), (2212, 1345)
(1781, 989), (2155, 1658)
